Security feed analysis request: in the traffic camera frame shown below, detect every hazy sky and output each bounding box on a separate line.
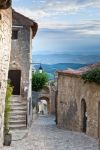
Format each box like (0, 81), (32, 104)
(13, 0), (100, 55)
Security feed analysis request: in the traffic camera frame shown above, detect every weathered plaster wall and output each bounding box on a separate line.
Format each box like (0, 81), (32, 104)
(10, 26), (31, 96)
(27, 28), (33, 127)
(9, 16), (33, 127)
(0, 8), (12, 147)
(57, 73), (100, 139)
(50, 87), (56, 114)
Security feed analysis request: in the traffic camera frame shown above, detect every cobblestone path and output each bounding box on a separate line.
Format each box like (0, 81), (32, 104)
(2, 115), (98, 150)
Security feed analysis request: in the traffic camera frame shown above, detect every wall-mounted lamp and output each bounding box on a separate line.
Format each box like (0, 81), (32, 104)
(31, 63), (43, 73)
(39, 64), (43, 73)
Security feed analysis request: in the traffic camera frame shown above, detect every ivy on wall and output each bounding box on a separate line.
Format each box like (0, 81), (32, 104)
(81, 68), (100, 85)
(4, 81), (13, 134)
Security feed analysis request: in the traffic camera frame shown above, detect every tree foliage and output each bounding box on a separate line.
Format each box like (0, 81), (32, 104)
(81, 68), (100, 85)
(4, 81), (13, 134)
(32, 72), (48, 91)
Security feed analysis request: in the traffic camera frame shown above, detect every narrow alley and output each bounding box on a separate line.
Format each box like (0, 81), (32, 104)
(2, 115), (98, 150)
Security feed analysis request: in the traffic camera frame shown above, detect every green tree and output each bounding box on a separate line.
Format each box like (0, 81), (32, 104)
(81, 68), (100, 84)
(32, 72), (48, 91)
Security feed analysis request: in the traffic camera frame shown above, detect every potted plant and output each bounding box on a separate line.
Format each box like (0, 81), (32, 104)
(3, 81), (13, 146)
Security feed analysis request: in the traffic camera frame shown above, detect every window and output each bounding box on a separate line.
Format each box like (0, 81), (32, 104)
(12, 30), (18, 40)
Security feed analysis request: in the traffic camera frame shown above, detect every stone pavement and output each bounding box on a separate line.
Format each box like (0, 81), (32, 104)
(2, 115), (99, 150)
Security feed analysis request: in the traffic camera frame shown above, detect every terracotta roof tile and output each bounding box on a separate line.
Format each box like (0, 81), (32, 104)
(58, 62), (100, 76)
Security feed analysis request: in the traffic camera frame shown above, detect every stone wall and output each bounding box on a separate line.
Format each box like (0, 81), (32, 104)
(50, 87), (56, 114)
(0, 8), (12, 147)
(49, 81), (57, 114)
(9, 13), (33, 127)
(57, 73), (100, 139)
(10, 25), (32, 96)
(32, 84), (56, 115)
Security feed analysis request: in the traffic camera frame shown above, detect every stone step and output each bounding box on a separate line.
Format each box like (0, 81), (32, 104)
(9, 96), (27, 131)
(9, 111), (27, 116)
(10, 100), (27, 104)
(10, 103), (27, 107)
(9, 124), (27, 130)
(9, 120), (26, 125)
(10, 107), (27, 111)
(9, 116), (26, 120)
(10, 96), (26, 103)
(11, 105), (27, 108)
(10, 96), (21, 101)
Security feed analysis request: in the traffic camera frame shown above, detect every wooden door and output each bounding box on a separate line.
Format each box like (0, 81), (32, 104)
(8, 70), (21, 95)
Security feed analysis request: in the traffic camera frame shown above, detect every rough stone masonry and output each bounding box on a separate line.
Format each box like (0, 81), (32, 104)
(0, 7), (12, 147)
(57, 63), (100, 139)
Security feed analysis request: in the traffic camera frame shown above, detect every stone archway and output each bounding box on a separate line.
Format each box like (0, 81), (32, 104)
(38, 97), (50, 114)
(81, 99), (87, 133)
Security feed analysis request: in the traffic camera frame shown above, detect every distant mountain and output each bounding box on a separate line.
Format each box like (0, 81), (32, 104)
(32, 53), (100, 79)
(33, 63), (87, 79)
(32, 53), (100, 64)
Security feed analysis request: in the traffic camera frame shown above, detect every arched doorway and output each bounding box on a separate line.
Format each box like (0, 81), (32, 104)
(38, 97), (50, 115)
(81, 99), (87, 133)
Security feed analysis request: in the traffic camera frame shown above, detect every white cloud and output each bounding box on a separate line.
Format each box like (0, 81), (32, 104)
(32, 0), (100, 14)
(13, 6), (100, 36)
(14, 7), (49, 20)
(13, 0), (100, 22)
(77, 21), (100, 35)
(65, 21), (100, 36)
(13, 0), (100, 33)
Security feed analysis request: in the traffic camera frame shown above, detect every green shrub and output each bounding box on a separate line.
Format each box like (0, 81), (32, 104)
(32, 72), (48, 91)
(4, 82), (13, 134)
(81, 68), (100, 84)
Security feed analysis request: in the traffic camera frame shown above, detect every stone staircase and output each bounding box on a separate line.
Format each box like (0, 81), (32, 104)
(9, 96), (27, 130)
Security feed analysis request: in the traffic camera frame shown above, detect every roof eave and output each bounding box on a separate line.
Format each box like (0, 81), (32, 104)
(0, 0), (11, 9)
(12, 10), (38, 38)
(31, 22), (38, 38)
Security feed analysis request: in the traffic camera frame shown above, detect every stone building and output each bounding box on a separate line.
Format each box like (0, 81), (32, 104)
(49, 80), (57, 114)
(0, 0), (12, 147)
(57, 63), (100, 139)
(32, 81), (57, 115)
(8, 10), (38, 130)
